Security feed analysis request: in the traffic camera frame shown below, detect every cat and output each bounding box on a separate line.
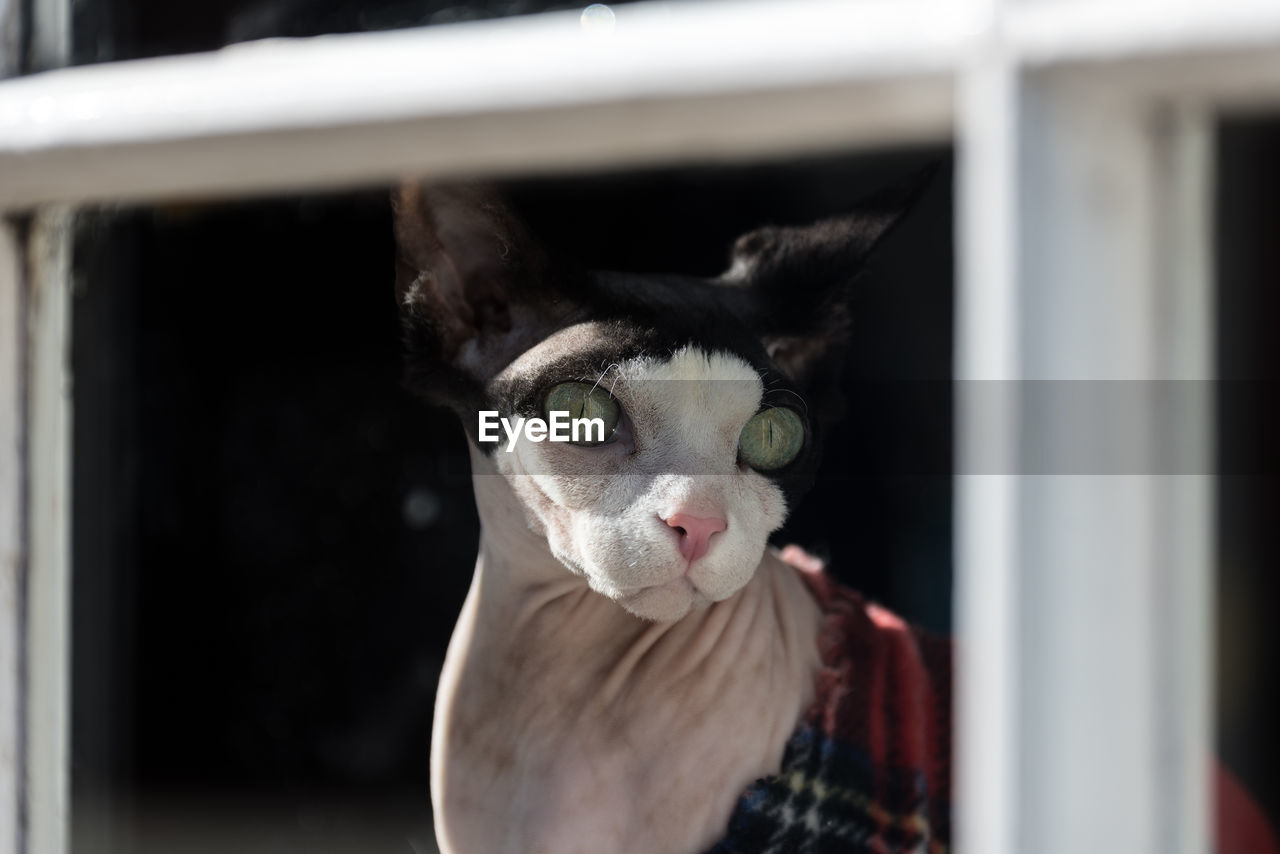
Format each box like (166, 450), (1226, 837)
(385, 158), (1280, 854)
(391, 178), (956, 854)
(391, 179), (1280, 854)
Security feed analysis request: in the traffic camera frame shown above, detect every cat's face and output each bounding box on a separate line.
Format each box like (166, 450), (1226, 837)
(394, 182), (915, 620)
(490, 329), (786, 621)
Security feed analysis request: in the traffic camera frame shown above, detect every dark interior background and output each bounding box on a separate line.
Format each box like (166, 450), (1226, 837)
(62, 0), (1279, 851)
(1215, 116), (1280, 830)
(70, 155), (955, 853)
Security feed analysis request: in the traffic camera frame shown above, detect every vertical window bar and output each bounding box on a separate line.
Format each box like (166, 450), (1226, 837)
(21, 0), (75, 843)
(0, 222), (26, 854)
(25, 212), (72, 854)
(959, 58), (1214, 854)
(0, 0), (25, 839)
(1150, 104), (1213, 854)
(955, 11), (1022, 854)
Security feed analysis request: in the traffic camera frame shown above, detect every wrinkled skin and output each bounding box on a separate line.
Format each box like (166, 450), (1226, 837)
(431, 444), (822, 854)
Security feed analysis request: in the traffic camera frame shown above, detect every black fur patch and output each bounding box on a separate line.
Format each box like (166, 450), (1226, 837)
(394, 177), (926, 507)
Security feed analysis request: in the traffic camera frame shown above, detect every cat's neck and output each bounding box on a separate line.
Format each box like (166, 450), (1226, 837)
(432, 446), (824, 854)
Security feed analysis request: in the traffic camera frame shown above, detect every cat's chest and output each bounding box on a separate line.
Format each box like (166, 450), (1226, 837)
(431, 601), (815, 854)
(438, 707), (758, 853)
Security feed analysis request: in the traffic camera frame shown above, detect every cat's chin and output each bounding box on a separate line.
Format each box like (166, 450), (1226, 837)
(617, 577), (712, 623)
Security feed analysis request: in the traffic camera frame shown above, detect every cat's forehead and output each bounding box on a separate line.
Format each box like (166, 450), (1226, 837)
(618, 346), (766, 427)
(586, 271), (762, 355)
(489, 270), (780, 396)
(625, 347), (762, 386)
(491, 320), (653, 390)
(490, 321), (765, 413)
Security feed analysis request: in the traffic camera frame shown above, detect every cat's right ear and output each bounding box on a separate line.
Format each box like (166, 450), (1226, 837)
(721, 166), (934, 388)
(392, 183), (554, 404)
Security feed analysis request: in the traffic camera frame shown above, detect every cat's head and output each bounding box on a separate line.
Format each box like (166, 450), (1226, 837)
(393, 181), (917, 621)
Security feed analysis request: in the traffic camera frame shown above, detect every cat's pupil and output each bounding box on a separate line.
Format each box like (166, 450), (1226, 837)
(738, 407), (804, 472)
(544, 381), (621, 446)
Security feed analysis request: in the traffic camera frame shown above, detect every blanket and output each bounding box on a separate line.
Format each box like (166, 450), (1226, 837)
(707, 547), (1276, 854)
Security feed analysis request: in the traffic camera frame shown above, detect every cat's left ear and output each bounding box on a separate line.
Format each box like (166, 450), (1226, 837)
(720, 167), (934, 386)
(393, 182), (549, 360)
(393, 182), (567, 413)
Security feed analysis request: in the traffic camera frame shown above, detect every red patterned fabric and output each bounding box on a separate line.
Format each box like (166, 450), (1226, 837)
(1217, 761), (1280, 854)
(708, 549), (951, 853)
(707, 547), (1276, 854)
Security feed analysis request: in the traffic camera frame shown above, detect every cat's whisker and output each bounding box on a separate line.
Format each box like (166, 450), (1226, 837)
(588, 362), (622, 397)
(767, 387), (809, 417)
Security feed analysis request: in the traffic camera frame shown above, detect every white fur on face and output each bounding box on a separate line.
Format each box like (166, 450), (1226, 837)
(491, 326), (789, 621)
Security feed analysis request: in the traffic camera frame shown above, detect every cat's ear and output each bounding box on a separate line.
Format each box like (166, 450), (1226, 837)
(393, 182), (545, 360)
(393, 183), (559, 404)
(721, 168), (933, 386)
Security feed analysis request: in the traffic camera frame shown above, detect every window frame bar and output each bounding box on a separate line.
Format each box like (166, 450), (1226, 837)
(0, 2), (1271, 853)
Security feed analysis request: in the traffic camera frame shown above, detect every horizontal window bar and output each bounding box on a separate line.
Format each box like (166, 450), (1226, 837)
(0, 0), (962, 207)
(2, 0), (1280, 208)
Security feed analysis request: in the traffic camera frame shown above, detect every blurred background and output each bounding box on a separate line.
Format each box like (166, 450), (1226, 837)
(58, 0), (1278, 852)
(71, 149), (955, 854)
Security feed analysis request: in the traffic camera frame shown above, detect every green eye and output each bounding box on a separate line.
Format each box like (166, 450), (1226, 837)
(544, 382), (621, 446)
(738, 407), (804, 471)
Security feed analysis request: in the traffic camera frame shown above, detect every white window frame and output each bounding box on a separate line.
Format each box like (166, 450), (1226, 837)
(4, 0), (1279, 851)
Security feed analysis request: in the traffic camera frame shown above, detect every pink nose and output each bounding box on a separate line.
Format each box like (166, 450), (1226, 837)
(663, 512), (727, 564)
